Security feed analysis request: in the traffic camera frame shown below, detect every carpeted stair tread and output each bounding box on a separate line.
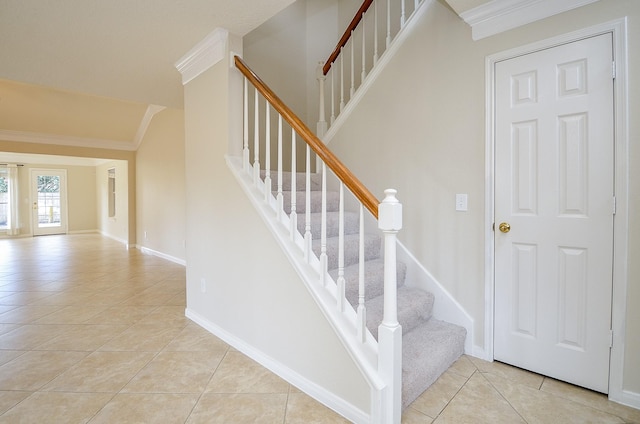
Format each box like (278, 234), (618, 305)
(281, 190), (341, 214)
(402, 319), (467, 409)
(365, 287), (435, 339)
(312, 233), (381, 269)
(297, 211), (360, 239)
(329, 259), (407, 306)
(262, 171), (322, 191)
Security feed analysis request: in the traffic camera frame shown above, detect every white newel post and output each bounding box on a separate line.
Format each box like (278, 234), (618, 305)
(377, 189), (402, 424)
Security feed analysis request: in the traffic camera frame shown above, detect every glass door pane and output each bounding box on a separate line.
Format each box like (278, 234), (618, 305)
(31, 169), (67, 236)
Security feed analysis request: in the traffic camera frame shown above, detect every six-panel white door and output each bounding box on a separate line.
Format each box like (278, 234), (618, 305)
(494, 33), (614, 393)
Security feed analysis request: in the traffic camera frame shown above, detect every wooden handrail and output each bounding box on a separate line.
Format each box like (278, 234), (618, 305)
(235, 55), (379, 219)
(322, 0), (373, 75)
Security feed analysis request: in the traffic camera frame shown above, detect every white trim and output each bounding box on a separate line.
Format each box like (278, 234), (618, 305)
(185, 307), (370, 424)
(138, 245), (186, 266)
(0, 129), (136, 151)
(133, 105), (166, 149)
(485, 18), (632, 407)
(461, 0), (600, 40)
(98, 230), (130, 248)
(175, 28), (229, 85)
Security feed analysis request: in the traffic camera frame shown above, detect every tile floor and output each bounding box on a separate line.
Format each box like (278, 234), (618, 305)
(0, 234), (637, 423)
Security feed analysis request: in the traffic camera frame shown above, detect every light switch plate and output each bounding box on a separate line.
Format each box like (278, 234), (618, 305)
(456, 194), (468, 211)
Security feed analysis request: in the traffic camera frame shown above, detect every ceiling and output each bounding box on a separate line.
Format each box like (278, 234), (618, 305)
(0, 0), (296, 109)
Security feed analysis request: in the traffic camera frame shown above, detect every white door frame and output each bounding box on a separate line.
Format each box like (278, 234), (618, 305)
(484, 18), (631, 405)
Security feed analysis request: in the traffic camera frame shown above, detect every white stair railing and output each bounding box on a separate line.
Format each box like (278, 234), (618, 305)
(317, 0), (425, 135)
(235, 55), (403, 423)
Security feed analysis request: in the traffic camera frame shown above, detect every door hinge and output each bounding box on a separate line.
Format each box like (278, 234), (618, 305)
(613, 196), (617, 215)
(612, 61), (616, 79)
(610, 329), (614, 348)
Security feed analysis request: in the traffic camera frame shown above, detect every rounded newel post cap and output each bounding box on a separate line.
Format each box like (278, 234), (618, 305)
(378, 189), (402, 231)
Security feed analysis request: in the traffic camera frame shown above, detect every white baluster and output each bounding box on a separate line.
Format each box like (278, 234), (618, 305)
(304, 145), (312, 262)
(290, 129), (297, 241)
(316, 62), (327, 138)
(361, 12), (367, 82)
(243, 78), (249, 174)
(264, 102), (271, 202)
(377, 189), (403, 424)
(336, 183), (345, 312)
(320, 163), (328, 285)
(401, 0), (406, 27)
(373, 0), (379, 65)
(276, 115), (283, 219)
(339, 49), (345, 112)
(386, 0), (392, 48)
(330, 69), (336, 125)
(357, 204), (366, 342)
(253, 88), (260, 186)
(350, 32), (355, 98)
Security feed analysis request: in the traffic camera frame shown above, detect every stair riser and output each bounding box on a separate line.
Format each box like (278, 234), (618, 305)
(313, 234), (381, 270)
(297, 211), (360, 239)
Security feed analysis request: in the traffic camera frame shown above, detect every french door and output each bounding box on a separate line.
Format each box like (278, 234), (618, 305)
(31, 169), (68, 236)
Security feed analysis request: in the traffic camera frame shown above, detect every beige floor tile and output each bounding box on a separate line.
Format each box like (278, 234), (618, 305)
(0, 291), (55, 306)
(0, 323), (20, 337)
(206, 351), (290, 394)
(122, 350), (225, 393)
(0, 305), (64, 324)
(33, 305), (108, 324)
(284, 392), (351, 423)
(165, 292), (187, 306)
(447, 355), (478, 379)
(0, 391), (31, 415)
(402, 407), (434, 423)
(27, 290), (96, 305)
(186, 393), (287, 424)
(485, 372), (624, 424)
(36, 324), (128, 351)
(410, 369), (469, 418)
(540, 378), (640, 423)
(98, 323), (183, 351)
(88, 393), (199, 424)
(467, 356), (544, 389)
(0, 350), (88, 390)
(0, 324), (71, 350)
(83, 305), (158, 325)
(43, 351), (155, 393)
(118, 291), (178, 306)
(136, 305), (190, 326)
(434, 372), (526, 424)
(0, 391), (112, 424)
(162, 323), (229, 352)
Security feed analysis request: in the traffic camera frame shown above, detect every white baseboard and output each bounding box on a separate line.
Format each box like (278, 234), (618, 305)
(610, 388), (640, 411)
(68, 229), (99, 235)
(98, 230), (130, 248)
(138, 245), (186, 266)
(185, 308), (370, 424)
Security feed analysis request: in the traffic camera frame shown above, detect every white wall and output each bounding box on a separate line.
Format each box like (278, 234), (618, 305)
(182, 33), (371, 417)
(136, 107), (186, 262)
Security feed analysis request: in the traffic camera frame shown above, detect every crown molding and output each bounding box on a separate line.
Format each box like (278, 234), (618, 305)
(0, 129), (136, 151)
(460, 0), (600, 40)
(175, 28), (229, 85)
(133, 104), (166, 149)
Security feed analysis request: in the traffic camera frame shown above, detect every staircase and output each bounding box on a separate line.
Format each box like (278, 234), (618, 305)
(276, 170), (466, 408)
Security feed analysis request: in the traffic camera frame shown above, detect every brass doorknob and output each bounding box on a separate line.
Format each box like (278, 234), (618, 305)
(499, 222), (511, 233)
